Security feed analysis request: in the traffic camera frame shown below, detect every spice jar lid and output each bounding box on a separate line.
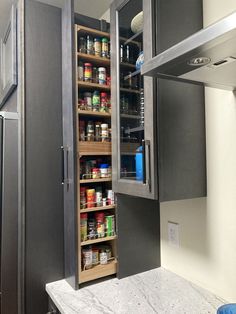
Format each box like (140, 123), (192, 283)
(102, 37), (108, 43)
(100, 92), (107, 97)
(94, 37), (101, 42)
(84, 63), (92, 66)
(100, 164), (109, 168)
(101, 124), (108, 128)
(93, 90), (100, 95)
(80, 213), (88, 219)
(98, 67), (106, 71)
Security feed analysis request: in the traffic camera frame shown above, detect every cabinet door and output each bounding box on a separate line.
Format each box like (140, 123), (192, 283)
(111, 0), (157, 199)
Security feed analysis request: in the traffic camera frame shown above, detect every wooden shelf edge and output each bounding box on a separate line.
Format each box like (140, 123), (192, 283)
(80, 178), (112, 184)
(77, 52), (110, 64)
(80, 204), (116, 213)
(81, 235), (117, 246)
(79, 259), (117, 284)
(78, 81), (111, 90)
(78, 110), (111, 117)
(77, 24), (110, 38)
(78, 152), (112, 157)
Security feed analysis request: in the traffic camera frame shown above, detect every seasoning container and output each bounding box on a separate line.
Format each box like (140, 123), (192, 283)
(107, 190), (114, 205)
(82, 247), (93, 269)
(80, 187), (87, 209)
(86, 35), (94, 55)
(95, 122), (101, 142)
(79, 120), (86, 141)
(84, 63), (92, 82)
(86, 189), (95, 208)
(80, 213), (88, 241)
(100, 92), (108, 112)
(98, 67), (106, 85)
(101, 124), (109, 142)
(92, 168), (100, 179)
(100, 249), (108, 264)
(92, 67), (99, 84)
(85, 161), (92, 179)
(88, 218), (96, 239)
(105, 215), (115, 236)
(78, 61), (84, 81)
(78, 37), (86, 53)
(92, 247), (99, 265)
(95, 191), (103, 207)
(92, 91), (100, 112)
(78, 99), (86, 111)
(106, 76), (111, 86)
(100, 163), (109, 178)
(84, 92), (92, 111)
(94, 38), (101, 56)
(105, 246), (112, 260)
(102, 197), (107, 207)
(95, 212), (105, 238)
(86, 121), (94, 142)
(101, 37), (108, 58)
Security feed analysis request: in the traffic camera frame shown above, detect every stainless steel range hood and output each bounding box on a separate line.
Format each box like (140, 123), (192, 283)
(141, 11), (236, 90)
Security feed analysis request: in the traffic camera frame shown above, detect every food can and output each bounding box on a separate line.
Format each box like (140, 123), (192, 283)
(82, 247), (92, 269)
(98, 67), (106, 85)
(96, 222), (105, 238)
(86, 189), (95, 208)
(105, 215), (115, 236)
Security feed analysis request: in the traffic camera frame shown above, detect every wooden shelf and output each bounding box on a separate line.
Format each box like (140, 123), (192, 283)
(77, 24), (110, 38)
(78, 81), (110, 91)
(120, 87), (140, 94)
(78, 110), (111, 117)
(79, 259), (117, 284)
(80, 178), (112, 184)
(81, 235), (117, 246)
(79, 141), (111, 156)
(120, 62), (136, 69)
(77, 52), (110, 66)
(80, 204), (116, 213)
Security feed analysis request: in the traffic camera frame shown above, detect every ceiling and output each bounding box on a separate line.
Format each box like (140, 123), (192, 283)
(0, 0), (112, 37)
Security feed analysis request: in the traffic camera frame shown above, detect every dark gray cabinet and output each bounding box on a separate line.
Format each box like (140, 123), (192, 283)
(111, 0), (206, 202)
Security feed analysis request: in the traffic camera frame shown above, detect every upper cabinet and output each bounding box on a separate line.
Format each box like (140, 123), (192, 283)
(111, 0), (157, 199)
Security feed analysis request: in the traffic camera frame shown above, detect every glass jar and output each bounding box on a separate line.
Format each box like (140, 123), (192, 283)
(85, 161), (92, 179)
(84, 63), (92, 82)
(100, 163), (109, 177)
(95, 191), (103, 207)
(88, 218), (96, 239)
(92, 168), (100, 179)
(99, 249), (108, 264)
(78, 61), (83, 81)
(80, 187), (87, 209)
(92, 67), (99, 84)
(101, 124), (108, 142)
(101, 37), (108, 58)
(86, 35), (94, 55)
(98, 67), (106, 85)
(92, 248), (99, 265)
(82, 247), (93, 269)
(80, 213), (88, 241)
(79, 120), (86, 141)
(95, 122), (101, 142)
(84, 92), (92, 111)
(94, 38), (101, 56)
(78, 37), (86, 53)
(92, 91), (100, 112)
(86, 121), (94, 142)
(100, 92), (108, 112)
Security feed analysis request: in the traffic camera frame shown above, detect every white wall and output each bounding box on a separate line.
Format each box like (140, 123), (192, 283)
(161, 0), (236, 302)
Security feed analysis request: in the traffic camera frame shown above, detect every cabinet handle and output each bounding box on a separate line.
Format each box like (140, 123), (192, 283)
(61, 146), (64, 185)
(142, 139), (146, 184)
(146, 140), (151, 192)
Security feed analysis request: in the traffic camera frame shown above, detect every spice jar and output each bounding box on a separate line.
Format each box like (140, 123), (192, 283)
(80, 187), (87, 209)
(101, 124), (108, 142)
(80, 213), (88, 241)
(100, 92), (108, 112)
(100, 249), (108, 264)
(100, 163), (109, 178)
(98, 67), (106, 85)
(86, 35), (94, 55)
(94, 38), (101, 56)
(79, 120), (86, 141)
(84, 92), (92, 111)
(96, 212), (105, 238)
(95, 122), (101, 142)
(82, 247), (93, 269)
(86, 189), (95, 208)
(88, 218), (96, 239)
(86, 121), (94, 141)
(92, 168), (100, 179)
(85, 161), (92, 179)
(95, 191), (103, 207)
(105, 215), (115, 236)
(101, 37), (108, 58)
(92, 91), (100, 112)
(92, 247), (99, 265)
(78, 37), (86, 53)
(78, 61), (84, 81)
(102, 198), (107, 207)
(84, 63), (92, 82)
(92, 67), (99, 84)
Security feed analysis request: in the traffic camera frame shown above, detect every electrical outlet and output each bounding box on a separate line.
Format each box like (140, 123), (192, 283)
(168, 222), (180, 247)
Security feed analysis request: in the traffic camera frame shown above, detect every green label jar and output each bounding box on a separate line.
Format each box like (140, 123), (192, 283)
(92, 91), (100, 112)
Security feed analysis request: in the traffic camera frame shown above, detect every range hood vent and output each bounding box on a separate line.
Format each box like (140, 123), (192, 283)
(141, 11), (236, 90)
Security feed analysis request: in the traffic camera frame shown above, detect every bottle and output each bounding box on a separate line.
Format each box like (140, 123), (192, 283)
(101, 37), (108, 58)
(92, 91), (100, 112)
(86, 35), (94, 55)
(86, 121), (94, 141)
(78, 61), (83, 81)
(98, 67), (106, 85)
(78, 37), (86, 53)
(94, 38), (101, 56)
(100, 92), (108, 112)
(84, 63), (92, 82)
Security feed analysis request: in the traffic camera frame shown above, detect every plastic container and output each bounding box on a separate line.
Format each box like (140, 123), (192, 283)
(135, 146), (143, 181)
(217, 304), (236, 314)
(100, 163), (109, 178)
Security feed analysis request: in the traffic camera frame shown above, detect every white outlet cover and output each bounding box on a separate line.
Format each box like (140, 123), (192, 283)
(168, 222), (180, 247)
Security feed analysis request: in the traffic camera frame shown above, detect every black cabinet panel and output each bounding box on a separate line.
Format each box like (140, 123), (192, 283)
(117, 194), (160, 278)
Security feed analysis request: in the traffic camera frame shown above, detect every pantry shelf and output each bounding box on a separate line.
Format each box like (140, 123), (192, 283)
(81, 235), (117, 246)
(79, 141), (111, 155)
(78, 81), (111, 91)
(80, 204), (116, 213)
(80, 178), (112, 184)
(77, 52), (110, 66)
(78, 110), (111, 117)
(79, 259), (117, 284)
(77, 24), (110, 38)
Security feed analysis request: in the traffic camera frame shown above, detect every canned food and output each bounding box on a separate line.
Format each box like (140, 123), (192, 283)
(105, 215), (115, 236)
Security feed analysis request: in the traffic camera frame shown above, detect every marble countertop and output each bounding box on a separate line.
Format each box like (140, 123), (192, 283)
(46, 268), (225, 314)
